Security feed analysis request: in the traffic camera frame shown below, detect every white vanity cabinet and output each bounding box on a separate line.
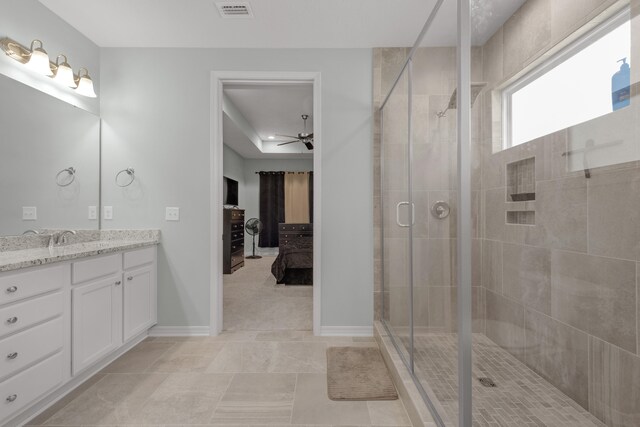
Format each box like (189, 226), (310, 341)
(0, 264), (68, 425)
(71, 274), (123, 375)
(70, 247), (157, 375)
(123, 247), (157, 342)
(0, 243), (158, 426)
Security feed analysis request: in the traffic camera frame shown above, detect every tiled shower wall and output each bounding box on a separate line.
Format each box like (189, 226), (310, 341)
(373, 1), (640, 426)
(479, 0), (639, 426)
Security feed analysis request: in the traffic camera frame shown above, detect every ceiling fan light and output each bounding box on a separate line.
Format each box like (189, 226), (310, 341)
(53, 55), (77, 88)
(25, 40), (52, 76)
(75, 68), (96, 98)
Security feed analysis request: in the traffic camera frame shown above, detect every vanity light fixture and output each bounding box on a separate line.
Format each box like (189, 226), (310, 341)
(0, 36), (96, 97)
(53, 55), (77, 88)
(74, 68), (96, 98)
(25, 40), (53, 76)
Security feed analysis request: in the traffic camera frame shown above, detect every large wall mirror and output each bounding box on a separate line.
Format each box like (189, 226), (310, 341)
(0, 74), (100, 236)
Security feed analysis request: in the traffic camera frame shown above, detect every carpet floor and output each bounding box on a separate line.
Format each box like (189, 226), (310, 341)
(223, 256), (313, 331)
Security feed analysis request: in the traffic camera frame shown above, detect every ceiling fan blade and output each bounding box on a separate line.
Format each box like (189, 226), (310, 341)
(277, 140), (300, 146)
(275, 134), (299, 139)
(306, 133), (313, 139)
(304, 141), (314, 150)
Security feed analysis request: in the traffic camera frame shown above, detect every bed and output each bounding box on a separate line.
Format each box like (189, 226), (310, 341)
(271, 223), (313, 285)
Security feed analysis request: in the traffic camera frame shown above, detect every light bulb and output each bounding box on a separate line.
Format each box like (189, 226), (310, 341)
(53, 55), (77, 88)
(75, 68), (96, 98)
(25, 40), (52, 76)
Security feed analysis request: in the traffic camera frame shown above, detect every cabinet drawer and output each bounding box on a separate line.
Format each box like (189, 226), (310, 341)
(0, 351), (63, 423)
(0, 265), (65, 306)
(124, 247), (155, 270)
(230, 262), (244, 273)
(231, 210), (244, 220)
(231, 254), (244, 267)
(231, 231), (244, 241)
(280, 224), (312, 232)
(72, 254), (121, 284)
(280, 232), (313, 239)
(0, 291), (63, 339)
(0, 317), (63, 381)
(230, 241), (244, 253)
(231, 222), (243, 231)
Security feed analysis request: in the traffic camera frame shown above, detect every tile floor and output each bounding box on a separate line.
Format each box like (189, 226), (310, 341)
(28, 331), (411, 426)
(223, 256), (313, 331)
(398, 333), (606, 427)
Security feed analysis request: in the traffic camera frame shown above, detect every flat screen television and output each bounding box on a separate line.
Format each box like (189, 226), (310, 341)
(223, 176), (239, 206)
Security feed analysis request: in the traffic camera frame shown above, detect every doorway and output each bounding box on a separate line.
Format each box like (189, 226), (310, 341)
(210, 72), (321, 336)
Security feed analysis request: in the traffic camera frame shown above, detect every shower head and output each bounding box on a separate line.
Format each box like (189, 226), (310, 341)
(437, 82), (486, 118)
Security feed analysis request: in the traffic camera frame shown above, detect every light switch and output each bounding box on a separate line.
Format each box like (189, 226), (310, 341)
(88, 206), (97, 220)
(165, 207), (180, 221)
(103, 206), (113, 220)
(22, 206), (37, 220)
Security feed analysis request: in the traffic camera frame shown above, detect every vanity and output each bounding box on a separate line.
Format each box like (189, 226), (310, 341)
(0, 72), (161, 426)
(0, 233), (159, 426)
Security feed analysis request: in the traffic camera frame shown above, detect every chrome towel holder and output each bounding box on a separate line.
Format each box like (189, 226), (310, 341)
(115, 168), (135, 187)
(55, 167), (76, 187)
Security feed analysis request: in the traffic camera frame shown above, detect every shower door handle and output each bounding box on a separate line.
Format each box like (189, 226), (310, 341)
(396, 202), (415, 228)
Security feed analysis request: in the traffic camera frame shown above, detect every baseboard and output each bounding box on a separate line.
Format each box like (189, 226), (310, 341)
(148, 325), (211, 336)
(320, 325), (374, 337)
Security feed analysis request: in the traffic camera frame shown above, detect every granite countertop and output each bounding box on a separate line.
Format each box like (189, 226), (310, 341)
(0, 230), (160, 273)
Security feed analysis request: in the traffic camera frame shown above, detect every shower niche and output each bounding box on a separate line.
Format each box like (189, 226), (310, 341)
(506, 157), (536, 224)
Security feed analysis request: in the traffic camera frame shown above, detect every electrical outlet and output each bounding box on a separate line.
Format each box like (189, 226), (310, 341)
(103, 206), (113, 220)
(165, 207), (180, 221)
(88, 206), (97, 220)
(22, 206), (37, 220)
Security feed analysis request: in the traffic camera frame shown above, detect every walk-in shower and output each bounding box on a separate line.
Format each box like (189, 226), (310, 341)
(375, 1), (639, 426)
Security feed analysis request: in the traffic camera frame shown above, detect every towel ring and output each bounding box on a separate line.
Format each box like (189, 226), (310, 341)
(115, 168), (135, 187)
(55, 167), (76, 187)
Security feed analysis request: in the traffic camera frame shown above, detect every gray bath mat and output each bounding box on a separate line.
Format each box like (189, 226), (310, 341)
(326, 346), (398, 401)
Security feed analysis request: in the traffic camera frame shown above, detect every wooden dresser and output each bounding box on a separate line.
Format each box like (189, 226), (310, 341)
(279, 223), (313, 249)
(223, 209), (244, 274)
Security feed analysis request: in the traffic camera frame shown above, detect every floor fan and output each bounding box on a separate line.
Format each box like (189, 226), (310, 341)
(245, 218), (263, 259)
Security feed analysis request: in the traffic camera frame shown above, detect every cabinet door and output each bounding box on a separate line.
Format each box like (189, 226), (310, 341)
(123, 265), (156, 342)
(72, 276), (122, 375)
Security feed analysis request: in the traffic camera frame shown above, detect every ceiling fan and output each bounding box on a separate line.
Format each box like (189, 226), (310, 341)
(276, 114), (314, 150)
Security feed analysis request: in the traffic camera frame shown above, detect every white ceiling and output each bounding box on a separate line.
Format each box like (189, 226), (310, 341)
(225, 83), (313, 141)
(223, 83), (314, 159)
(38, 0), (525, 48)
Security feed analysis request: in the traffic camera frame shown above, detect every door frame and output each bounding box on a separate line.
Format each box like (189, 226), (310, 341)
(210, 71), (322, 336)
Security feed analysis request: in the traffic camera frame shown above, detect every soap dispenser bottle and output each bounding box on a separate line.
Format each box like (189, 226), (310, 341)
(612, 57), (630, 111)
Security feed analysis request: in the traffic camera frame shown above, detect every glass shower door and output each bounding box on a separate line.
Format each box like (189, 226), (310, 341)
(381, 65), (412, 364)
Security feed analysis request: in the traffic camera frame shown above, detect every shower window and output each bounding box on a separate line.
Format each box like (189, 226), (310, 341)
(503, 8), (631, 148)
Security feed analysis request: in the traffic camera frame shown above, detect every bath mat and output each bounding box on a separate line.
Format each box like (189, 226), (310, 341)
(326, 346), (398, 401)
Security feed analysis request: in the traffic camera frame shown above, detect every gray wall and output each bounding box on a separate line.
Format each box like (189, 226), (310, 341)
(242, 158), (314, 253)
(100, 48), (373, 329)
(0, 0), (100, 114)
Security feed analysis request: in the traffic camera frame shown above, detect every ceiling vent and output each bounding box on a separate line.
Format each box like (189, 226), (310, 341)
(215, 1), (254, 18)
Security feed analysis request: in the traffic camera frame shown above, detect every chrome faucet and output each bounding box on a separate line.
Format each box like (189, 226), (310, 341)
(48, 230), (77, 247)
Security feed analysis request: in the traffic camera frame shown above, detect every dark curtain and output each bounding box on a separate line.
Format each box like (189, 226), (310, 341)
(308, 172), (314, 223)
(258, 172), (285, 247)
